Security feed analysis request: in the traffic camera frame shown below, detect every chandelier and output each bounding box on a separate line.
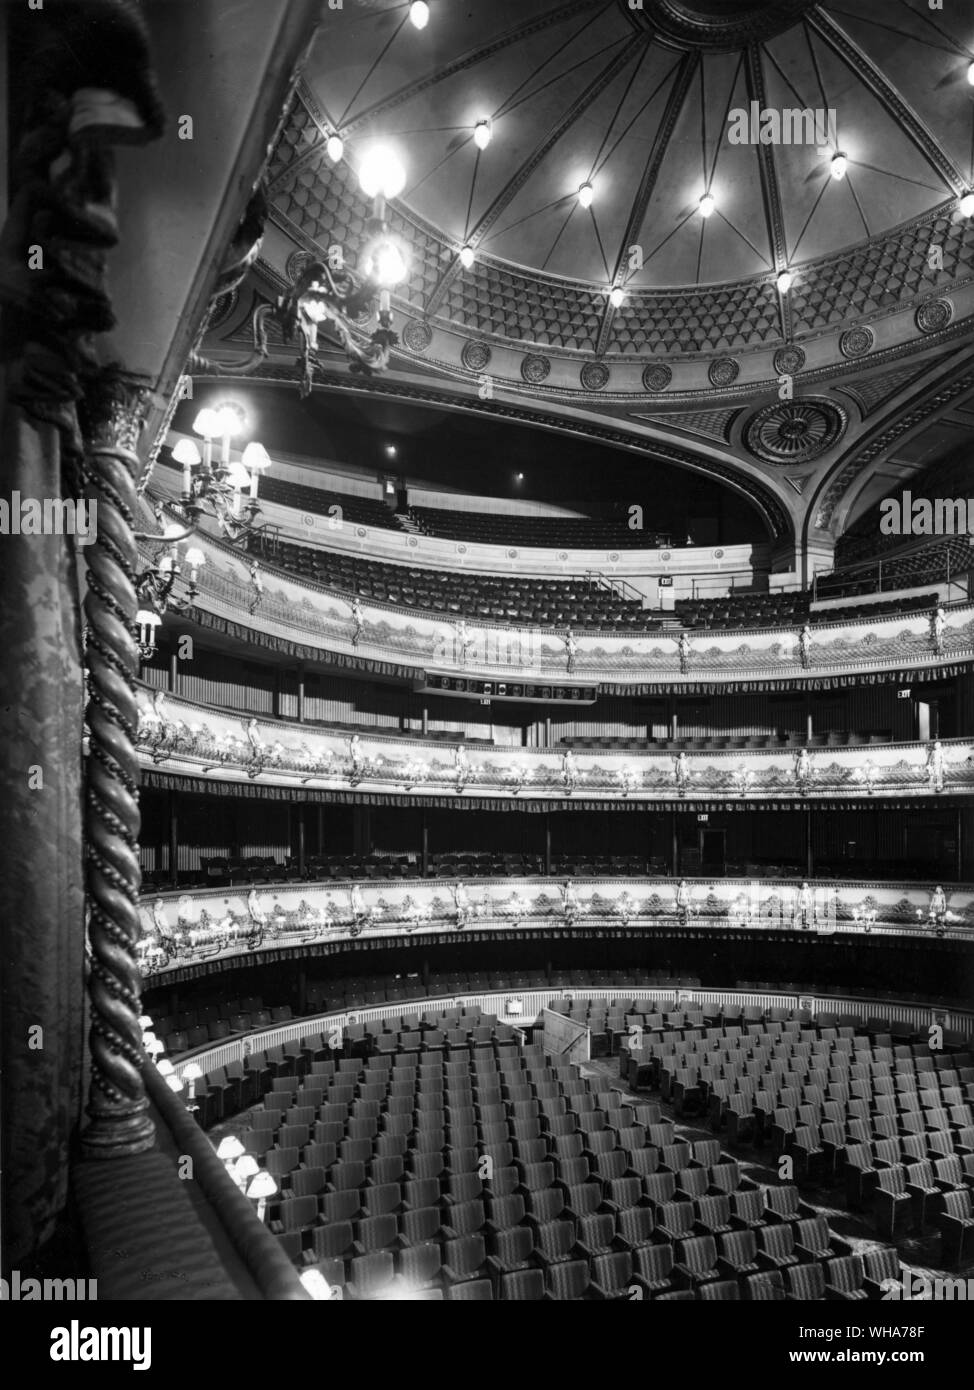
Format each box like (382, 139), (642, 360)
(189, 144), (410, 397)
(170, 401), (272, 544)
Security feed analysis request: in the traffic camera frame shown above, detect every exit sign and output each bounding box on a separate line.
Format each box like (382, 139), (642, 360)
(696, 813), (709, 823)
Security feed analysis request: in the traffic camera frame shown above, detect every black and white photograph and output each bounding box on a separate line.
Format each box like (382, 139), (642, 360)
(2, 0), (974, 1352)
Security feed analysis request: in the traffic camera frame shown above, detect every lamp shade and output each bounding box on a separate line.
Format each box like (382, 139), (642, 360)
(182, 1062), (203, 1082)
(155, 1058), (174, 1076)
(235, 1155), (259, 1181)
(226, 460), (251, 489)
(184, 547), (206, 570)
(216, 1136), (244, 1161)
(171, 438), (202, 466)
(299, 1269), (334, 1301)
(241, 442), (272, 472)
(192, 408), (220, 438)
(247, 1171), (278, 1200)
(166, 1075), (184, 1092)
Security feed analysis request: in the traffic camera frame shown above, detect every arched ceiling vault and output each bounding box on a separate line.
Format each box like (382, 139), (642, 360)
(204, 0), (974, 550)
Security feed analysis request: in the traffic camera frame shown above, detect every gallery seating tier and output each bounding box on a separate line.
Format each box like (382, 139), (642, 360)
(251, 537), (651, 630)
(407, 506), (671, 551)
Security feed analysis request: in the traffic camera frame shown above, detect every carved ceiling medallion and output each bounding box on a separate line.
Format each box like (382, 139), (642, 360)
(743, 398), (848, 465)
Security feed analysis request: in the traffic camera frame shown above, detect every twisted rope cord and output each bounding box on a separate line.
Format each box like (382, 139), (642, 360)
(82, 414), (156, 1152)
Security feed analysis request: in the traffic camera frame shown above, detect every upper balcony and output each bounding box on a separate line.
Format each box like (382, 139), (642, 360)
(136, 688), (974, 807)
(140, 509), (974, 691)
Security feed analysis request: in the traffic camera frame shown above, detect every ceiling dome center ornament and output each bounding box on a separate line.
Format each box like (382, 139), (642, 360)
(580, 362), (610, 392)
(623, 0), (818, 51)
(743, 398), (848, 464)
(708, 357), (740, 388)
(520, 353), (551, 385)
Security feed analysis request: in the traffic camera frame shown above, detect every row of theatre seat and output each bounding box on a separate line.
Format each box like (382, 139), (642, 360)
(561, 730), (898, 750)
(223, 1018), (895, 1300)
(819, 539), (972, 600)
(625, 1023), (974, 1266)
(406, 506), (665, 552)
(674, 589), (943, 632)
(255, 538), (651, 629)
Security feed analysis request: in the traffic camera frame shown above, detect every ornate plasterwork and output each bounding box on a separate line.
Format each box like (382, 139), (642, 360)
(743, 399), (848, 465)
(268, 91), (974, 371)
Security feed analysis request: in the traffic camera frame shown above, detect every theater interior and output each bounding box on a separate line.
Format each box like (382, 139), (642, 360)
(2, 0), (974, 1320)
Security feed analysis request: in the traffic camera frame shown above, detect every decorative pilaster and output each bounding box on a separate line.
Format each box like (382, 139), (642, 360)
(81, 371), (157, 1158)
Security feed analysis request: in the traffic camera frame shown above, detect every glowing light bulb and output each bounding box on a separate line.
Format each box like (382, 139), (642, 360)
(608, 286), (625, 309)
(967, 60), (974, 86)
(409, 2), (430, 31)
(359, 145), (407, 200)
(698, 192), (715, 218)
(459, 245), (475, 269)
(578, 182), (594, 209)
(830, 152), (847, 180)
(326, 134), (343, 162)
(369, 237), (409, 287)
(777, 269), (793, 293)
(960, 192), (974, 218)
(473, 119), (491, 150)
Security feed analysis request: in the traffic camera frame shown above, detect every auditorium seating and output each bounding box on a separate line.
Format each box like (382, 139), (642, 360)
(407, 505), (669, 551)
(221, 1010), (878, 1300)
(675, 592), (809, 630)
(622, 1015), (974, 1266)
(818, 538), (972, 602)
(252, 537), (652, 629)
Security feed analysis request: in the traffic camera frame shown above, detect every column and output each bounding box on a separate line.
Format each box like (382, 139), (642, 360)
(168, 649), (179, 695)
(805, 807), (813, 879)
(296, 665), (305, 723)
(421, 810), (429, 878)
(671, 810), (679, 876)
(544, 812), (552, 877)
(805, 690), (813, 743)
(297, 802), (306, 878)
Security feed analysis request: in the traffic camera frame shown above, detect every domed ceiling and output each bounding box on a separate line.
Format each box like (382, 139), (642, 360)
(203, 0), (974, 559)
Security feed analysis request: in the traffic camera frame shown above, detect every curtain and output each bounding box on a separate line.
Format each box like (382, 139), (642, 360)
(0, 0), (164, 1266)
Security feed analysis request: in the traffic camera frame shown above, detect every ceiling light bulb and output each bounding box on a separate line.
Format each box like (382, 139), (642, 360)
(369, 237), (409, 287)
(609, 286), (625, 309)
(326, 134), (344, 163)
(960, 192), (974, 218)
(459, 244), (475, 269)
(698, 192), (715, 218)
(215, 402), (246, 437)
(473, 119), (491, 150)
(776, 270), (793, 293)
(578, 182), (594, 208)
(409, 2), (430, 31)
(359, 144), (407, 200)
(831, 152), (847, 180)
(967, 60), (974, 86)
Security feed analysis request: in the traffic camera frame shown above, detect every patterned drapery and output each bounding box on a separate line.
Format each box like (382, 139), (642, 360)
(0, 0), (163, 1264)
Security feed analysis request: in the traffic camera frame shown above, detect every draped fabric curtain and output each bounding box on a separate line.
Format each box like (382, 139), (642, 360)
(0, 0), (163, 1265)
